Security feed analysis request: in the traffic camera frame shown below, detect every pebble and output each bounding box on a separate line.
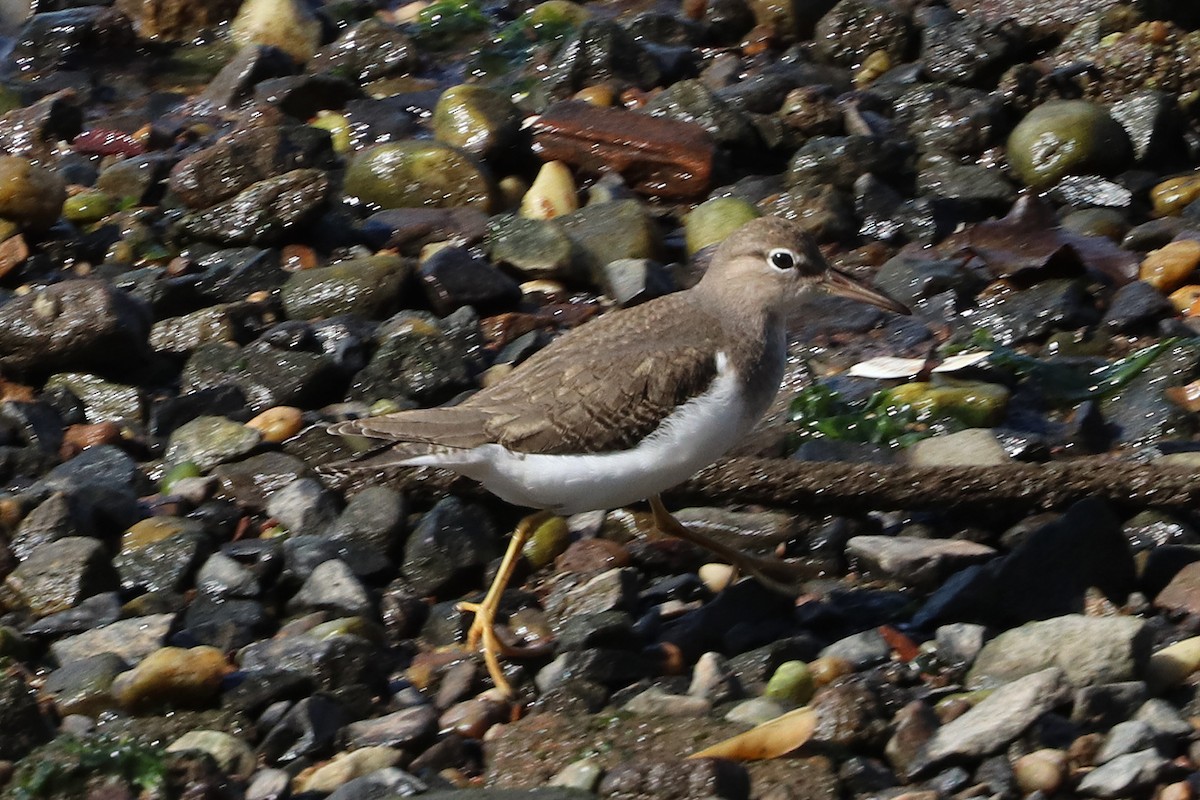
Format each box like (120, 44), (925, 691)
(908, 429), (1011, 467)
(1012, 749), (1068, 795)
(1140, 239), (1200, 292)
(1076, 748), (1167, 798)
(167, 730), (257, 780)
(293, 745), (405, 794)
(110, 645), (228, 712)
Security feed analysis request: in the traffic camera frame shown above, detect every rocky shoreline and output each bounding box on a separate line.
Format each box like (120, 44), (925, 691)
(2, 0), (1200, 798)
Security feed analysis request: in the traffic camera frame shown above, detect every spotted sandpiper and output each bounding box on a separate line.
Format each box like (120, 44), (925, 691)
(330, 216), (907, 695)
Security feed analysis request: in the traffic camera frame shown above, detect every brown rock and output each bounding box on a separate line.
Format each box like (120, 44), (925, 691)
(115, 0), (242, 40)
(530, 102), (716, 200)
(1155, 560), (1200, 615)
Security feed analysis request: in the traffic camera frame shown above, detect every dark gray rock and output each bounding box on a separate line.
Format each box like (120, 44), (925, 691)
(1076, 748), (1167, 798)
(258, 694), (348, 764)
(169, 125), (334, 209)
(350, 311), (477, 406)
(0, 672), (53, 759)
(182, 341), (339, 414)
(908, 668), (1068, 778)
(971, 279), (1098, 346)
(419, 246), (522, 316)
(287, 559), (373, 618)
(327, 485), (408, 560)
(7, 537), (119, 618)
(177, 169), (330, 246)
(402, 497), (499, 597)
(1102, 280), (1174, 332)
(267, 477), (339, 537)
(1072, 682), (1149, 729)
(114, 529), (210, 594)
(0, 280), (150, 374)
(343, 704), (438, 750)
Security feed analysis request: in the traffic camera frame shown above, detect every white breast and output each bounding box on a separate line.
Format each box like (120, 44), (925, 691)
(402, 352), (764, 515)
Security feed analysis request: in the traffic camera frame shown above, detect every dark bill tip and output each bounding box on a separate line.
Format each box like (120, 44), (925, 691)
(823, 268), (910, 315)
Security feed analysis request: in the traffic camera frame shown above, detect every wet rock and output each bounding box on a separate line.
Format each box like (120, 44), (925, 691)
(10, 8), (133, 73)
(177, 168), (330, 246)
(969, 615), (1149, 689)
(326, 767), (428, 800)
(787, 135), (912, 193)
(419, 246), (522, 316)
(0, 156), (65, 230)
(42, 651), (126, 716)
(558, 199), (660, 283)
(181, 340), (338, 413)
(345, 141), (493, 211)
(326, 485), (407, 561)
(240, 631), (386, 691)
(1109, 91), (1184, 166)
(0, 673), (53, 760)
(166, 729), (256, 781)
(0, 280), (150, 374)
(1102, 280), (1173, 331)
(433, 84), (520, 158)
(213, 451), (316, 510)
(281, 254), (409, 320)
(259, 694), (348, 763)
(894, 85), (1004, 157)
(169, 126), (334, 209)
(116, 0), (242, 40)
(267, 476), (338, 536)
(916, 4), (1019, 86)
(642, 79), (757, 148)
(295, 745), (406, 793)
(111, 645), (227, 712)
(311, 17), (415, 83)
(685, 197), (761, 256)
(349, 310), (477, 405)
(166, 415), (261, 470)
(402, 497), (498, 597)
(971, 279), (1097, 345)
(1101, 341), (1200, 445)
(23, 591), (121, 638)
(488, 215), (577, 281)
(196, 552), (260, 599)
(114, 527), (209, 594)
(96, 152), (174, 207)
(600, 258), (674, 307)
(50, 613), (175, 666)
(6, 537), (118, 618)
(1007, 101), (1132, 189)
(813, 0), (912, 68)
(846, 536), (996, 589)
(530, 102), (715, 200)
(44, 372), (142, 423)
(229, 0), (322, 62)
(362, 207), (490, 252)
(819, 630), (890, 671)
(915, 498), (1135, 628)
(909, 668), (1068, 778)
(537, 20), (661, 102)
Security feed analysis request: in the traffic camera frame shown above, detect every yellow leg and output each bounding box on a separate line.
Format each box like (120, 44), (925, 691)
(648, 496), (805, 596)
(458, 509), (553, 697)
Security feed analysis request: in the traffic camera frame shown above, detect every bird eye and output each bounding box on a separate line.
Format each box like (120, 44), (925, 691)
(768, 248), (797, 271)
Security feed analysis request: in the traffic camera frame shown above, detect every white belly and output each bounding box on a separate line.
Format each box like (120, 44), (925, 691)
(403, 352), (764, 515)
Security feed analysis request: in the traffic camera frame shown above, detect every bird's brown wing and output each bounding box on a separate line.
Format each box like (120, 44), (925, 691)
(335, 293), (726, 456)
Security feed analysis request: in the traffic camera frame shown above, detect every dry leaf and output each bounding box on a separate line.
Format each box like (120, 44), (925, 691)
(688, 706), (817, 761)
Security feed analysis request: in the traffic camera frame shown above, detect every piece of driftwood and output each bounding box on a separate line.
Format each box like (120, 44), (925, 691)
(326, 456), (1200, 512)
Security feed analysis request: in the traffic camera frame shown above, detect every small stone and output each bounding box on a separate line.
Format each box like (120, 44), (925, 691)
(287, 559), (372, 618)
(1152, 172), (1200, 216)
(724, 696), (787, 725)
(246, 769), (291, 800)
(267, 477), (339, 535)
(1007, 100), (1132, 189)
(819, 629), (891, 669)
(1140, 239), (1200, 293)
(623, 686), (711, 716)
(229, 0), (322, 61)
(1076, 748), (1167, 798)
(6, 537), (118, 618)
(167, 730), (257, 780)
(685, 197), (761, 255)
(345, 141), (493, 211)
(549, 757), (603, 791)
(908, 429), (1011, 467)
(520, 160), (579, 220)
(1094, 720), (1156, 764)
(764, 660), (815, 705)
(281, 255), (409, 320)
(699, 562), (735, 593)
(433, 84), (520, 158)
(293, 746), (404, 794)
(0, 156), (66, 230)
(246, 406), (304, 443)
(166, 415), (261, 470)
(1013, 749), (1068, 795)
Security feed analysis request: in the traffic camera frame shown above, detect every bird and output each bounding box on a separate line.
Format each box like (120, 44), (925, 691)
(330, 215), (908, 695)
